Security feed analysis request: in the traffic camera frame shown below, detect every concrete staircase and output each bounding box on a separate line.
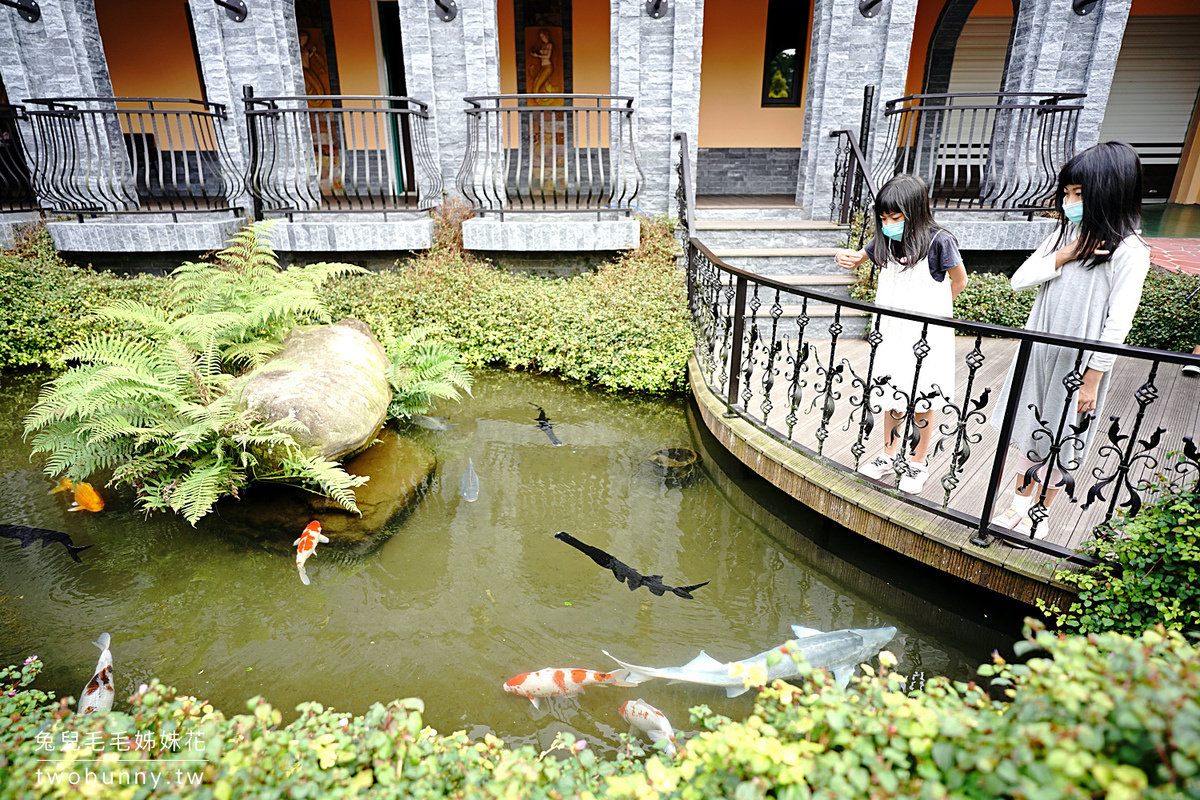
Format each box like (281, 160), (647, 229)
(691, 202), (869, 338)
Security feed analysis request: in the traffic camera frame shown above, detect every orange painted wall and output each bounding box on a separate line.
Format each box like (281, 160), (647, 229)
(95, 0), (203, 101)
(697, 0), (806, 148)
(329, 0), (384, 96)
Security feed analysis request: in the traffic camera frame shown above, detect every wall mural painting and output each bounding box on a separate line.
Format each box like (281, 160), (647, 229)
(298, 26), (341, 190)
(518, 0), (571, 195)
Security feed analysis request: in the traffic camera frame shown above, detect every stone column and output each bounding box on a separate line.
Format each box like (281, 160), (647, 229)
(397, 0), (501, 203)
(0, 0), (131, 209)
(797, 0), (918, 220)
(610, 0), (704, 217)
(188, 0), (307, 213)
(999, 0), (1131, 151)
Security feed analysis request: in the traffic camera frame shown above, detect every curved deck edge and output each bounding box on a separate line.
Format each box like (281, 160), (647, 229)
(688, 356), (1078, 609)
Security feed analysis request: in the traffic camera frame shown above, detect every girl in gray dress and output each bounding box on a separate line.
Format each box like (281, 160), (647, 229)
(990, 142), (1151, 544)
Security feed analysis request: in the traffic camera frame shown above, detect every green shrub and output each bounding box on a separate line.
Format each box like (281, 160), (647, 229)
(1038, 487), (1200, 637)
(0, 224), (167, 369)
(326, 215), (691, 394)
(2, 623), (1198, 798)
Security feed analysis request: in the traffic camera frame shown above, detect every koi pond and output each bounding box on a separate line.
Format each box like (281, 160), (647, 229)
(0, 368), (1017, 755)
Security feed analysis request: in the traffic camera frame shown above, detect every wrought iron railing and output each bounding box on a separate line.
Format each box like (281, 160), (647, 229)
(874, 92), (1085, 212)
(830, 129), (879, 251)
(675, 134), (1200, 564)
(21, 97), (244, 217)
(0, 104), (37, 212)
(457, 94), (643, 217)
(244, 89), (441, 216)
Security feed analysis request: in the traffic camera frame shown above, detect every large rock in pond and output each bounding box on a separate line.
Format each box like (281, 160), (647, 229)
(205, 427), (436, 552)
(240, 318), (391, 461)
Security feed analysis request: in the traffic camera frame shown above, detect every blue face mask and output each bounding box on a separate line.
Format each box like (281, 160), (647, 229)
(1063, 200), (1083, 224)
(881, 220), (905, 241)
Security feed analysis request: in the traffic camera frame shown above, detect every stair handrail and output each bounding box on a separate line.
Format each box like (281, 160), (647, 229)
(672, 131), (696, 241)
(829, 128), (878, 251)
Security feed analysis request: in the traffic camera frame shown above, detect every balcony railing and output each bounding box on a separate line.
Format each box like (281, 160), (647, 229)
(0, 104), (37, 213)
(457, 94), (643, 217)
(674, 134), (1200, 564)
(243, 90), (441, 216)
(873, 92), (1085, 212)
(21, 97), (245, 217)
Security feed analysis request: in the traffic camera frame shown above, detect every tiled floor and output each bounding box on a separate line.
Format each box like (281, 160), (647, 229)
(1146, 238), (1200, 276)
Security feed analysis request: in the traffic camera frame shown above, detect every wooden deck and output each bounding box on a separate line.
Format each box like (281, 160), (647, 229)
(691, 336), (1200, 604)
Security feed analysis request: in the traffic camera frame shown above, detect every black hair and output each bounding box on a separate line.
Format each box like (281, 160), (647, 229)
(872, 174), (952, 271)
(1052, 140), (1143, 269)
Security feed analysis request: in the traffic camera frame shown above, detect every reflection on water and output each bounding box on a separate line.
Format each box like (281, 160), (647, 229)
(0, 368), (1014, 754)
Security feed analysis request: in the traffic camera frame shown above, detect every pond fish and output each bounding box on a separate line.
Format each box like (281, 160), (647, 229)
(554, 531), (710, 599)
(530, 404), (563, 446)
(80, 633), (114, 714)
(459, 458), (479, 502)
(503, 667), (636, 709)
(619, 698), (678, 756)
(50, 478), (105, 513)
(604, 625), (898, 697)
(0, 523), (93, 563)
(409, 414), (454, 432)
(294, 520), (329, 586)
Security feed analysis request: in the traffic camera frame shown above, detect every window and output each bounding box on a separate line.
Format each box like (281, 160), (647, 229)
(761, 0), (808, 107)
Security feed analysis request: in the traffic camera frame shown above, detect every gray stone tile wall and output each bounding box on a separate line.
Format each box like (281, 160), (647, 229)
(611, 0), (703, 216)
(696, 148), (802, 195)
(798, 0), (919, 220)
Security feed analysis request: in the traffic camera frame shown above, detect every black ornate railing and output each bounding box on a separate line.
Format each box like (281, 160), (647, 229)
(21, 96), (245, 217)
(675, 134), (1200, 564)
(830, 129), (879, 252)
(874, 92), (1085, 212)
(0, 104), (37, 212)
(457, 94), (643, 217)
(244, 89), (440, 216)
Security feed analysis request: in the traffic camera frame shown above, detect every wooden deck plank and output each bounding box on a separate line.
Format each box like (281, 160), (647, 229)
(722, 334), (1200, 562)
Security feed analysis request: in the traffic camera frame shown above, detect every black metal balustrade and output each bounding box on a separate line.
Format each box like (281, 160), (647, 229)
(0, 104), (36, 212)
(458, 94), (643, 217)
(21, 97), (244, 217)
(244, 89), (440, 216)
(874, 92), (1085, 212)
(675, 134), (1200, 563)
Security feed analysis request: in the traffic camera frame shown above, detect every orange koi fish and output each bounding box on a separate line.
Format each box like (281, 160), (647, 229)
(50, 478), (105, 513)
(503, 667), (635, 709)
(294, 520), (329, 586)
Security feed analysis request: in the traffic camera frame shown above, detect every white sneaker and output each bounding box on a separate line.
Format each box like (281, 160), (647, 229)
(898, 461), (930, 494)
(858, 455), (893, 480)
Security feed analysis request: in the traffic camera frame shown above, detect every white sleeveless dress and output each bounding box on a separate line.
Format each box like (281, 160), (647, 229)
(872, 233), (957, 413)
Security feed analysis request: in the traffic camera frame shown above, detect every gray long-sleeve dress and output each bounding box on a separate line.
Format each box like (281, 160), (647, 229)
(990, 227), (1151, 473)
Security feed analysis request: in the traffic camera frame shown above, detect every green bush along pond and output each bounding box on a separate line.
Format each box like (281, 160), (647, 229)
(2, 622), (1198, 799)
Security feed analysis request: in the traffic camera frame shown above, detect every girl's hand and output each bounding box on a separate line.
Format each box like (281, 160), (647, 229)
(1056, 238), (1111, 268)
(836, 249), (865, 270)
(1076, 368), (1103, 414)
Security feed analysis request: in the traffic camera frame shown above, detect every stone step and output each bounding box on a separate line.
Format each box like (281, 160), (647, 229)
(695, 219), (843, 230)
(693, 205), (816, 222)
(695, 225), (847, 249)
(705, 246), (846, 276)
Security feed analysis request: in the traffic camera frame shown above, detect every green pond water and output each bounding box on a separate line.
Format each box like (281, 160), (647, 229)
(0, 368), (1012, 755)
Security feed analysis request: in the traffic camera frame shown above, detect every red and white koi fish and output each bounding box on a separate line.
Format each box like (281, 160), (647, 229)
(619, 698), (677, 756)
(80, 633), (114, 714)
(50, 478), (105, 513)
(294, 521), (329, 586)
(503, 667), (635, 709)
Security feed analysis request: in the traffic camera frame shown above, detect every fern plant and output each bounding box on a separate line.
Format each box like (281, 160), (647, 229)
(380, 324), (474, 421)
(23, 222), (371, 525)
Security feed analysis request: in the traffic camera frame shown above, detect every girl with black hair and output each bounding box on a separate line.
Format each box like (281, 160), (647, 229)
(989, 141), (1151, 544)
(836, 174), (968, 494)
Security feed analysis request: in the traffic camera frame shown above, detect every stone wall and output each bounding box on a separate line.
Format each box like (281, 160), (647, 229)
(610, 0), (704, 216)
(696, 148), (802, 195)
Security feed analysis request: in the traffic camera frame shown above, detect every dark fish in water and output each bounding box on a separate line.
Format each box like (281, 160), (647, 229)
(459, 457), (479, 502)
(530, 403), (563, 446)
(554, 531), (710, 599)
(0, 523), (93, 563)
(409, 414), (454, 432)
